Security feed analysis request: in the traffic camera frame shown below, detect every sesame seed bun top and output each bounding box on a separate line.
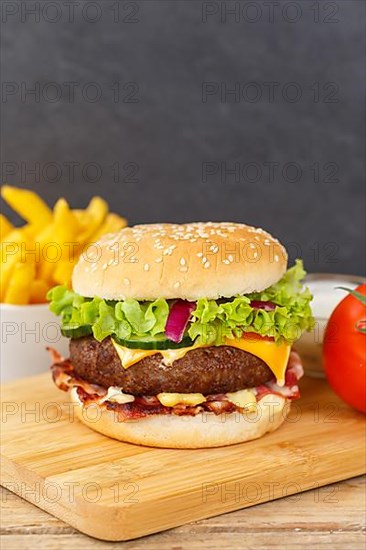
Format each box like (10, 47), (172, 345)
(72, 222), (288, 301)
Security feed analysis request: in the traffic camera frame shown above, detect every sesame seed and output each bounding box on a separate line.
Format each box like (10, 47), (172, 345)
(204, 261), (210, 268)
(155, 257), (163, 263)
(197, 252), (203, 258)
(174, 281), (181, 288)
(274, 254), (279, 262)
(253, 252), (258, 259)
(180, 257), (186, 266)
(223, 259), (230, 265)
(202, 256), (207, 263)
(144, 263), (150, 271)
(123, 278), (130, 285)
(228, 255), (233, 262)
(163, 246), (175, 256)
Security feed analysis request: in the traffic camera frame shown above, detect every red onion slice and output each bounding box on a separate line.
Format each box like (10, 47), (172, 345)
(165, 300), (196, 343)
(250, 300), (276, 311)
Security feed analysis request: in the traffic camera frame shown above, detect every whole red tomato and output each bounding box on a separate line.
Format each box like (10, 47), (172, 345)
(323, 284), (366, 413)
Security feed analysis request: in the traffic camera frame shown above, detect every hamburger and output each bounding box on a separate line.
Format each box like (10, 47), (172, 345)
(48, 222), (314, 448)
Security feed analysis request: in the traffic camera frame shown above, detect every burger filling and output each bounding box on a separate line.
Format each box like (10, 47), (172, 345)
(69, 337), (275, 394)
(48, 259), (313, 419)
(50, 347), (303, 420)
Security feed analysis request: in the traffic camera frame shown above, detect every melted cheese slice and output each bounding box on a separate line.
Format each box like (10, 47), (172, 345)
(111, 336), (291, 387)
(156, 389), (257, 409)
(111, 341), (203, 369)
(157, 392), (206, 407)
(225, 337), (290, 387)
(225, 389), (257, 412)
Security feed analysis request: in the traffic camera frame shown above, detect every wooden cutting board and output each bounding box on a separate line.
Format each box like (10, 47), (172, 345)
(1, 373), (365, 541)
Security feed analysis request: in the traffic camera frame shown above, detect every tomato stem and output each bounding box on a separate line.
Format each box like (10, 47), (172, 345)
(337, 287), (366, 305)
(337, 287), (366, 335)
(355, 320), (366, 334)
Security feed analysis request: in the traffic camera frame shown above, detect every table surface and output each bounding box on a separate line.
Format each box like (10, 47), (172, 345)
(1, 476), (365, 549)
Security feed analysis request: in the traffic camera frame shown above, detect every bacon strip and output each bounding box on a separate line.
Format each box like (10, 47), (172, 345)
(49, 348), (107, 397)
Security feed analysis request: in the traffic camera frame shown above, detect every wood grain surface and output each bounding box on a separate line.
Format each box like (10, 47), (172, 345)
(1, 373), (365, 543)
(1, 477), (365, 550)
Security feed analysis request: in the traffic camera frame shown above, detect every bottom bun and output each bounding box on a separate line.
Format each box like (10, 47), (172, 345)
(70, 388), (290, 448)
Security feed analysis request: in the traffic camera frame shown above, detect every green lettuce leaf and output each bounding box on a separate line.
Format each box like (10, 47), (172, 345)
(93, 302), (117, 341)
(188, 260), (314, 344)
(47, 259), (314, 344)
(47, 287), (170, 343)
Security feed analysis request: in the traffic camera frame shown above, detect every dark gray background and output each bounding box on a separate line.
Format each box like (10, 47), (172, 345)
(1, 0), (365, 274)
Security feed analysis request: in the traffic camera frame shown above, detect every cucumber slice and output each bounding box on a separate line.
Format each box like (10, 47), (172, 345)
(113, 334), (194, 350)
(61, 326), (195, 349)
(61, 325), (93, 339)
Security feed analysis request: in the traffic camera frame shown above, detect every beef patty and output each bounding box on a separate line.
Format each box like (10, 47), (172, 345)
(69, 336), (274, 395)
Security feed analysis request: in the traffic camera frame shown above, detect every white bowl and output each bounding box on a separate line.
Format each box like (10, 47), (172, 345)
(0, 303), (69, 383)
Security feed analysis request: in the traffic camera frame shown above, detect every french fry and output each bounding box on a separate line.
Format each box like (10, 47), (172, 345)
(86, 196), (108, 223)
(73, 209), (93, 229)
(36, 223), (55, 246)
(22, 223), (42, 239)
(53, 198), (79, 242)
(29, 279), (49, 304)
(1, 185), (52, 226)
(0, 260), (17, 302)
(0, 229), (32, 301)
(78, 196), (108, 243)
(0, 214), (13, 240)
(4, 260), (35, 305)
(53, 261), (75, 286)
(35, 223), (56, 283)
(36, 226), (79, 286)
(37, 261), (55, 288)
(1, 188), (128, 303)
(0, 229), (26, 261)
(53, 199), (83, 285)
(91, 212), (127, 240)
